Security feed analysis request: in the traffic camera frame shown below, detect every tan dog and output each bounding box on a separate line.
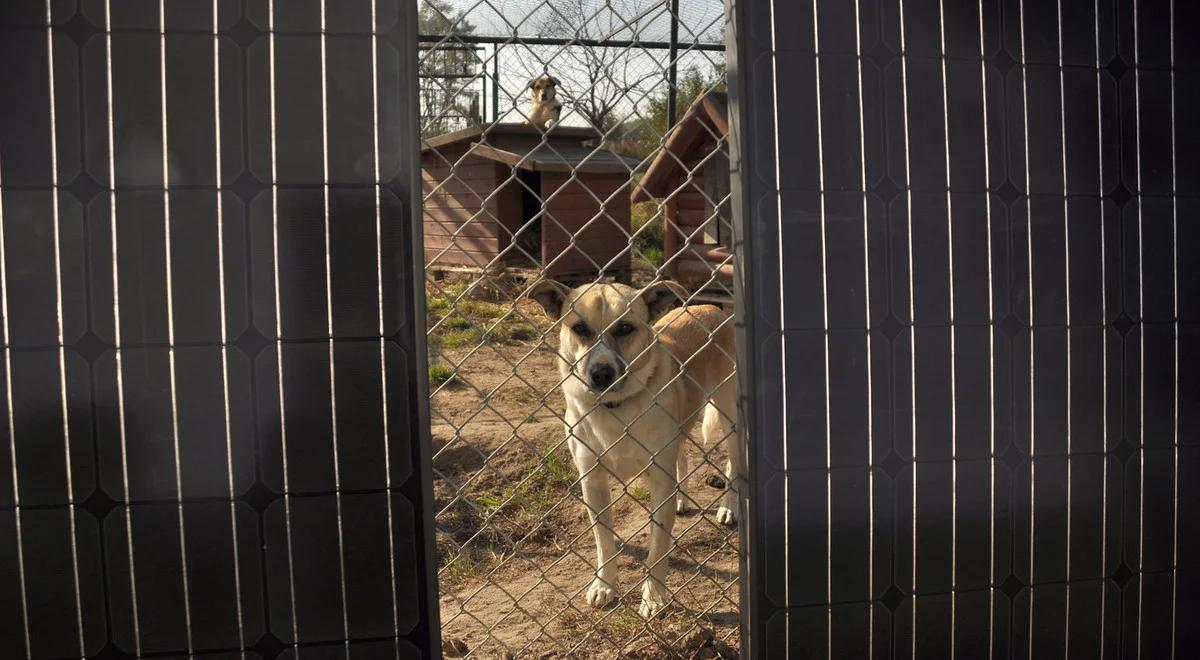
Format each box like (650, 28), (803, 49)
(527, 74), (562, 129)
(528, 280), (740, 618)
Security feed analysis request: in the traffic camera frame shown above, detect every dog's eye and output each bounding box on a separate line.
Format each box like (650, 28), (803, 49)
(570, 321), (591, 337)
(612, 321), (634, 337)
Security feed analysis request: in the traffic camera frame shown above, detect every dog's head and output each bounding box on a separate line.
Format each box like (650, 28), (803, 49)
(528, 280), (687, 399)
(529, 74), (559, 104)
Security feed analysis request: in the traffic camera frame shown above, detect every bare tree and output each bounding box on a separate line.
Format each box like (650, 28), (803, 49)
(534, 0), (662, 132)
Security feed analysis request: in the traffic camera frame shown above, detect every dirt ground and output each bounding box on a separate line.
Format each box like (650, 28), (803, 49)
(426, 277), (741, 659)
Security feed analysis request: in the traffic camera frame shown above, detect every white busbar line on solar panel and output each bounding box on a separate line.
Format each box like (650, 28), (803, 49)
(211, 0), (249, 652)
(766, 0), (792, 651)
(43, 0), (88, 653)
(1054, 0), (1075, 654)
(807, 2), (834, 658)
(1133, 0), (1146, 655)
(896, 0), (920, 654)
(935, 0), (961, 654)
(103, 0), (143, 653)
(852, 0), (876, 655)
(0, 109), (33, 660)
(316, 0), (355, 647)
(977, 1), (998, 656)
(1169, 1), (1180, 656)
(1094, 0), (1110, 652)
(157, 0), (197, 651)
(267, 0), (302, 648)
(1016, 1), (1037, 653)
(370, 0), (404, 648)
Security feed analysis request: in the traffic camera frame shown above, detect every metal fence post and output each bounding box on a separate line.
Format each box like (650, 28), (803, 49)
(668, 0), (680, 125)
(493, 43), (501, 122)
(723, 1), (757, 656)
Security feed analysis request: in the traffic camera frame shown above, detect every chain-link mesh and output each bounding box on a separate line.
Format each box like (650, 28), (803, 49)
(420, 1), (738, 656)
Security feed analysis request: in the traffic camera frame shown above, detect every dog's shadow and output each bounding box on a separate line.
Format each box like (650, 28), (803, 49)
(615, 538), (740, 586)
(700, 610), (740, 627)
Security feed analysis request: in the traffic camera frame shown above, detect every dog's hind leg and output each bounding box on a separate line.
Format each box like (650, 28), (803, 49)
(706, 382), (741, 526)
(572, 440), (619, 608)
(639, 442), (679, 618)
(674, 439), (698, 515)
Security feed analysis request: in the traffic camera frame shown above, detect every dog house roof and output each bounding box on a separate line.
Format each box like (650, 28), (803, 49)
(422, 122), (642, 174)
(631, 91), (728, 203)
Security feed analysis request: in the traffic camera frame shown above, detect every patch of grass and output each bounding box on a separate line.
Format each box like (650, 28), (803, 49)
(431, 281), (469, 299)
(428, 363), (456, 385)
(440, 552), (481, 584)
(641, 245), (664, 267)
(426, 285), (547, 349)
(604, 606), (650, 639)
(631, 201), (664, 261)
(470, 317), (540, 346)
(540, 446), (575, 484)
(439, 327), (484, 348)
(498, 321), (536, 342)
(456, 299), (506, 320)
(628, 485), (652, 502)
(442, 315), (474, 330)
(476, 493), (504, 511)
(560, 604), (648, 642)
(631, 200), (660, 235)
(472, 446), (576, 519)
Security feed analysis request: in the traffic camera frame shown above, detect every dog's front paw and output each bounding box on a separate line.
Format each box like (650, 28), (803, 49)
(715, 506), (737, 526)
(638, 580), (670, 619)
(716, 492), (738, 526)
(586, 578), (618, 608)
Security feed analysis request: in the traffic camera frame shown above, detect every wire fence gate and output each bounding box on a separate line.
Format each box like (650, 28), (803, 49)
(3, 0), (1195, 659)
(418, 0), (742, 657)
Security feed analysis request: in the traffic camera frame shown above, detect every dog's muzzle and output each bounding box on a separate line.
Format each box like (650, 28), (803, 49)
(583, 338), (625, 392)
(589, 363), (616, 390)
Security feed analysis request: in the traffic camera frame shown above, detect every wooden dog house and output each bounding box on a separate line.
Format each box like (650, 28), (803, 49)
(631, 91), (733, 289)
(421, 123), (639, 279)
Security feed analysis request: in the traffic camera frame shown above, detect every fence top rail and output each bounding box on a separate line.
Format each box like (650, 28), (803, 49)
(422, 122), (602, 150)
(417, 33), (726, 51)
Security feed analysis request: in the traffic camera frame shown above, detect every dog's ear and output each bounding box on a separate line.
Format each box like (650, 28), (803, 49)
(528, 77), (538, 89)
(527, 280), (571, 319)
(639, 281), (689, 320)
(547, 76), (560, 87)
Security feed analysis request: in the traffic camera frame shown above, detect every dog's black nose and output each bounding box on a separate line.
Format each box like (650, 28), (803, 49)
(589, 363), (616, 389)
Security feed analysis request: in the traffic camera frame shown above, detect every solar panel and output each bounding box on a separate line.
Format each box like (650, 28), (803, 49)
(0, 1), (436, 656)
(729, 0), (1194, 656)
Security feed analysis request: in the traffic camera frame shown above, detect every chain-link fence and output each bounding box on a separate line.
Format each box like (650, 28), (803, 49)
(418, 0), (739, 656)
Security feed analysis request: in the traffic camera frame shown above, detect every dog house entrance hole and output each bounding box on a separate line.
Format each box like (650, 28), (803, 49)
(515, 168), (542, 264)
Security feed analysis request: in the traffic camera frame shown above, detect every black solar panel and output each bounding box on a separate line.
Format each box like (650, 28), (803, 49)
(729, 0), (1195, 656)
(0, 1), (437, 657)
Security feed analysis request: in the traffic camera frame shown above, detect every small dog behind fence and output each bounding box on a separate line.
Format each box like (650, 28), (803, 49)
(527, 74), (562, 129)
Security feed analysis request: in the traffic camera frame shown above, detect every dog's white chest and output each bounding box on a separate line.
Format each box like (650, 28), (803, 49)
(573, 397), (678, 482)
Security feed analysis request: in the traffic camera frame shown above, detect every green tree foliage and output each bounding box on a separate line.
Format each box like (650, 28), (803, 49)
(419, 0), (483, 136)
(629, 64), (725, 158)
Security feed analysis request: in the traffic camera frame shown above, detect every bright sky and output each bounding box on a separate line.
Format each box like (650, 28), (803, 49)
(429, 0), (725, 44)
(422, 0), (726, 130)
